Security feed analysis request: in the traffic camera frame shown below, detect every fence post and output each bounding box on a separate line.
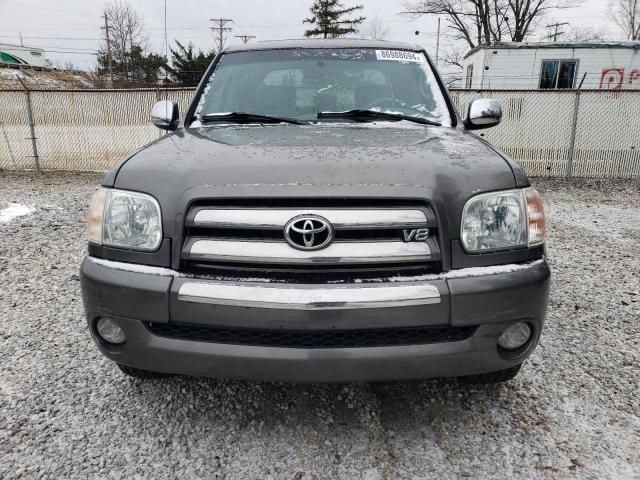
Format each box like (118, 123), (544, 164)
(17, 78), (41, 174)
(154, 87), (165, 138)
(566, 90), (581, 178)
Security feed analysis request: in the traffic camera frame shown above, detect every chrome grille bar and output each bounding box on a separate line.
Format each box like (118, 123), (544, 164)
(178, 281), (441, 310)
(187, 239), (432, 264)
(191, 208), (429, 229)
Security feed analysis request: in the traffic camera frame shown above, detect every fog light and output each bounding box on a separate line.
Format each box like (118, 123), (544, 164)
(498, 322), (531, 350)
(96, 318), (126, 344)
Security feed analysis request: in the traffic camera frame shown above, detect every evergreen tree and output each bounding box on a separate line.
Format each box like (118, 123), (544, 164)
(126, 46), (167, 85)
(303, 0), (365, 38)
(167, 41), (216, 87)
(97, 45), (167, 86)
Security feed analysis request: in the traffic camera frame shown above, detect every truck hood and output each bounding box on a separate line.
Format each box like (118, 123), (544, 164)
(110, 123), (523, 237)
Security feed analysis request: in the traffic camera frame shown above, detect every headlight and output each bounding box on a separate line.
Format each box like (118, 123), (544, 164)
(87, 188), (162, 251)
(461, 187), (544, 252)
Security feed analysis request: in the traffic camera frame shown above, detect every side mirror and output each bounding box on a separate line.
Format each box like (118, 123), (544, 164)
(151, 100), (179, 131)
(464, 99), (502, 130)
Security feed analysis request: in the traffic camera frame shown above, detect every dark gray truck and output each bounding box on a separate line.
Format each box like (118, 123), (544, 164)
(81, 39), (549, 383)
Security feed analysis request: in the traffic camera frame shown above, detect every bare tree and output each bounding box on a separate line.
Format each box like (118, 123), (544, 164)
(404, 0), (499, 48)
(53, 60), (78, 71)
(540, 25), (607, 41)
(506, 0), (582, 41)
(102, 0), (148, 64)
(608, 0), (640, 40)
(88, 70), (109, 88)
(403, 0), (583, 48)
(443, 46), (467, 69)
(98, 0), (151, 84)
(365, 17), (389, 40)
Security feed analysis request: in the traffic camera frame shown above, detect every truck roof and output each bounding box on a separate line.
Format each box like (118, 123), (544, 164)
(224, 38), (424, 53)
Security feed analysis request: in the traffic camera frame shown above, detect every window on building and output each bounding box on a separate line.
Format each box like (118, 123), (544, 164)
(540, 60), (578, 89)
(465, 64), (473, 88)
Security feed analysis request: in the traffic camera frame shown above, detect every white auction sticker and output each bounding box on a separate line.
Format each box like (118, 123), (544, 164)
(375, 50), (423, 63)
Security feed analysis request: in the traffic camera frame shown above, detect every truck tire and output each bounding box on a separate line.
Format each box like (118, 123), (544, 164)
(117, 363), (171, 379)
(459, 364), (522, 384)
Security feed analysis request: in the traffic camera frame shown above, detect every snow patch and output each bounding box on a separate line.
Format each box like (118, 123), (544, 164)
(350, 260), (545, 284)
(89, 257), (274, 282)
(194, 69), (218, 119)
(420, 62), (451, 127)
(316, 121), (425, 130)
(89, 256), (544, 284)
(90, 257), (178, 276)
(0, 203), (33, 223)
(0, 69), (95, 89)
(441, 259), (545, 279)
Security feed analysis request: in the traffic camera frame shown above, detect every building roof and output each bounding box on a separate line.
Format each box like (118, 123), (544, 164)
(464, 41), (640, 58)
(224, 38), (424, 53)
(0, 42), (45, 52)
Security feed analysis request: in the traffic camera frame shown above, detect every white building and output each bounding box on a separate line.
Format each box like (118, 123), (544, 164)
(462, 41), (640, 90)
(0, 43), (52, 68)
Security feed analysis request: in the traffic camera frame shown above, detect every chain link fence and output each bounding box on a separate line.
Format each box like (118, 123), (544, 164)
(0, 88), (194, 172)
(1, 87), (639, 177)
(449, 89), (640, 178)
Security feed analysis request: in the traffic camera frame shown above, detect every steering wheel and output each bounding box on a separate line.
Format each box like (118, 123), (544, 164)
(365, 97), (405, 110)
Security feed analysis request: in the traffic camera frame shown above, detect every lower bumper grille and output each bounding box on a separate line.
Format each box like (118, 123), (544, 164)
(146, 322), (477, 349)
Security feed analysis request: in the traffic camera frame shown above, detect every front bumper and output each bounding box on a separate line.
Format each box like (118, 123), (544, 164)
(80, 256), (550, 382)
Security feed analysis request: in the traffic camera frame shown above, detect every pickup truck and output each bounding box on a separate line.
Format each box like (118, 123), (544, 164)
(80, 39), (550, 383)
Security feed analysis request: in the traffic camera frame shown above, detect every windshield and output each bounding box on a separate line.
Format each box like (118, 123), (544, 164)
(192, 48), (452, 126)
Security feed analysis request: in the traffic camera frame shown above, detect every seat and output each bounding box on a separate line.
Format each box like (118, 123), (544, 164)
(256, 85), (296, 116)
(354, 83), (393, 108)
(314, 92), (338, 113)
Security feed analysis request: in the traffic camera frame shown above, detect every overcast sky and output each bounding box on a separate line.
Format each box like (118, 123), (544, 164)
(0, 0), (619, 73)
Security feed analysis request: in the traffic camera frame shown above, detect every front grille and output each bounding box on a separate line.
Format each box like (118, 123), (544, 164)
(146, 322), (476, 348)
(180, 264), (441, 282)
(181, 200), (441, 270)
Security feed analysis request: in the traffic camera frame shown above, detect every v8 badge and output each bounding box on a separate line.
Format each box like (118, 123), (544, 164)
(403, 228), (429, 242)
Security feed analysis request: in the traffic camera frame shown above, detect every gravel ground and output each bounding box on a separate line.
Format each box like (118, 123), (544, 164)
(1, 172), (638, 480)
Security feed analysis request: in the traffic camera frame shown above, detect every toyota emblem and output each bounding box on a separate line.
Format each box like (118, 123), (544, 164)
(284, 215), (334, 251)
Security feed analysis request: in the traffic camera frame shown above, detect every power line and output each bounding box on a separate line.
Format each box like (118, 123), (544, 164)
(0, 40), (97, 51)
(38, 49), (98, 55)
(546, 22), (570, 41)
(210, 18), (233, 51)
(0, 34), (102, 41)
(235, 34), (256, 44)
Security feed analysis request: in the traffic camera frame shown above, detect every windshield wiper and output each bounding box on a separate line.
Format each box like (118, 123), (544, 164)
(317, 109), (441, 127)
(201, 112), (308, 125)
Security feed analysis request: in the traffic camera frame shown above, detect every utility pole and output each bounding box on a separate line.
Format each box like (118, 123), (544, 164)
(101, 14), (114, 88)
(546, 22), (569, 42)
(435, 18), (441, 66)
(210, 18), (233, 51)
(235, 34), (256, 44)
(19, 32), (24, 47)
(414, 22), (440, 67)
